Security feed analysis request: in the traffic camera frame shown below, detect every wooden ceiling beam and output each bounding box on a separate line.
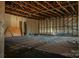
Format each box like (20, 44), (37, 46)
(6, 5), (29, 16)
(6, 5), (45, 19)
(56, 1), (72, 15)
(34, 1), (61, 17)
(23, 2), (55, 18)
(57, 2), (77, 9)
(13, 2), (45, 18)
(5, 9), (29, 18)
(13, 2), (36, 13)
(5, 1), (77, 19)
(6, 9), (30, 18)
(36, 1), (61, 17)
(67, 1), (77, 14)
(23, 2), (75, 15)
(26, 1), (61, 17)
(6, 9), (44, 20)
(34, 2), (77, 17)
(24, 2), (42, 11)
(34, 1), (48, 10)
(44, 1), (67, 16)
(22, 2), (51, 18)
(18, 1), (51, 18)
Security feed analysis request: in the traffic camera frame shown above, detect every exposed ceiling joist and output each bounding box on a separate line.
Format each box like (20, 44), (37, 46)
(44, 1), (67, 16)
(34, 2), (77, 17)
(67, 1), (77, 14)
(5, 1), (78, 19)
(56, 1), (72, 15)
(25, 2), (42, 11)
(34, 1), (61, 17)
(24, 2), (60, 17)
(6, 9), (28, 17)
(13, 2), (36, 13)
(6, 5), (29, 16)
(23, 2), (53, 18)
(15, 2), (51, 19)
(6, 5), (45, 19)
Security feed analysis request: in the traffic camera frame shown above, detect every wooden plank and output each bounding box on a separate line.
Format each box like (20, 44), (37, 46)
(77, 15), (78, 36)
(72, 15), (73, 36)
(67, 17), (69, 34)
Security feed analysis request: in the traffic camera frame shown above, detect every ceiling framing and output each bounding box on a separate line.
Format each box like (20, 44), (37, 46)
(5, 1), (78, 20)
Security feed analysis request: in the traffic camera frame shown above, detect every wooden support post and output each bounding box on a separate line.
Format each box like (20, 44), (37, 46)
(60, 18), (62, 32)
(56, 17), (57, 34)
(77, 1), (79, 36)
(47, 19), (49, 34)
(53, 18), (54, 35)
(72, 15), (73, 36)
(63, 16), (65, 33)
(50, 19), (51, 34)
(67, 17), (69, 34)
(0, 1), (5, 58)
(49, 18), (51, 34)
(77, 15), (78, 36)
(54, 18), (55, 34)
(38, 20), (40, 34)
(45, 19), (46, 34)
(59, 17), (61, 33)
(41, 20), (42, 34)
(46, 19), (47, 34)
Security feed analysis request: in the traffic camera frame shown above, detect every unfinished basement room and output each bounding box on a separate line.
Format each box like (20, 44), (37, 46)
(4, 1), (79, 58)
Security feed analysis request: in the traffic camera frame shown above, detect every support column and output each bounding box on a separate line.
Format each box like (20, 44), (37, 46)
(0, 1), (5, 58)
(78, 2), (79, 36)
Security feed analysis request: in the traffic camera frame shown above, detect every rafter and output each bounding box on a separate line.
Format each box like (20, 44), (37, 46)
(24, 1), (62, 17)
(5, 1), (77, 19)
(23, 2), (57, 17)
(6, 9), (29, 18)
(56, 1), (72, 15)
(6, 5), (45, 19)
(23, 2), (53, 18)
(44, 1), (67, 16)
(57, 2), (77, 9)
(14, 1), (50, 18)
(34, 1), (48, 10)
(67, 1), (77, 14)
(6, 9), (44, 20)
(35, 2), (77, 17)
(6, 5), (29, 16)
(25, 2), (42, 11)
(34, 1), (61, 17)
(13, 1), (36, 13)
(23, 1), (77, 17)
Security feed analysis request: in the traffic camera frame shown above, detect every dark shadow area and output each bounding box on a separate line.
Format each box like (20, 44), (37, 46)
(5, 38), (70, 58)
